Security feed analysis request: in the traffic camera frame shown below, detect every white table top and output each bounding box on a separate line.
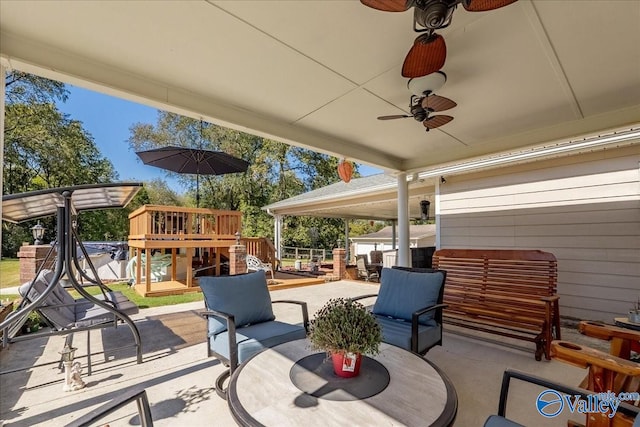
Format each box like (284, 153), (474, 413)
(228, 339), (457, 427)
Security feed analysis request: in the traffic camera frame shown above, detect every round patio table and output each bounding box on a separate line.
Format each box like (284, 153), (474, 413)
(228, 339), (457, 427)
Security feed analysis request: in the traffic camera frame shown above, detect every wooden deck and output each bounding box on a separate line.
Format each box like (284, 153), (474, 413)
(128, 204), (279, 297)
(133, 273), (327, 297)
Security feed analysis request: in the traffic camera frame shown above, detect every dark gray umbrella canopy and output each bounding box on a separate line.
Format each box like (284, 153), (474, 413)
(136, 146), (249, 206)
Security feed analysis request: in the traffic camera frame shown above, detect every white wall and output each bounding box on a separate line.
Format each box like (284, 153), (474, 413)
(438, 145), (640, 321)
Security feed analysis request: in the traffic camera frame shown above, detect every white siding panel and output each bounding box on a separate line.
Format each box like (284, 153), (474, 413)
(439, 147), (640, 321)
(562, 284), (635, 300)
(514, 235), (639, 249)
(560, 259), (640, 276)
(560, 272), (637, 290)
(514, 207), (639, 225)
(549, 248), (640, 264)
(516, 223), (640, 236)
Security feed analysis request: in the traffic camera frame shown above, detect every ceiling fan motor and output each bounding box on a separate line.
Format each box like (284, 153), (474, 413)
(410, 99), (428, 122)
(413, 0), (455, 31)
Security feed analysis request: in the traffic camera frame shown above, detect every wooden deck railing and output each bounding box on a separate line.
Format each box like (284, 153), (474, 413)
(128, 205), (241, 241)
(242, 237), (277, 266)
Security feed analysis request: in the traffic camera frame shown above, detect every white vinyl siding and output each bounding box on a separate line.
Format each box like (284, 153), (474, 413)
(438, 145), (640, 321)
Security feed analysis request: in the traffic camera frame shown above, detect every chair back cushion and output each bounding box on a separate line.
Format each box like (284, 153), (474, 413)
(372, 267), (445, 324)
(19, 269), (76, 328)
(200, 271), (275, 335)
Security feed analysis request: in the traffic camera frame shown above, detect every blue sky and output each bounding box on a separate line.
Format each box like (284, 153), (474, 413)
(55, 86), (381, 194)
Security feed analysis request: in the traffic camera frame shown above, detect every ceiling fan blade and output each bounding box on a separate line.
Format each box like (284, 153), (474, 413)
(360, 0), (412, 12)
(423, 115), (453, 130)
(378, 114), (412, 120)
(462, 0), (518, 12)
(421, 95), (457, 112)
(402, 33), (446, 78)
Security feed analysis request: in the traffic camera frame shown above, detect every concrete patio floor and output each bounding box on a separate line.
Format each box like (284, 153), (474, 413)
(0, 280), (603, 426)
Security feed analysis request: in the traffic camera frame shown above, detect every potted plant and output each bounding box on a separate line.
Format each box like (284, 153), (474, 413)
(629, 298), (640, 324)
(308, 298), (382, 378)
(23, 311), (42, 334)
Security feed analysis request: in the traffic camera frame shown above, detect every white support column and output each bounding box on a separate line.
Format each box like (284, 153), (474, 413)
(274, 214), (283, 261)
(435, 178), (442, 249)
(391, 220), (397, 249)
(344, 219), (350, 263)
(396, 173), (410, 267)
(0, 63), (6, 253)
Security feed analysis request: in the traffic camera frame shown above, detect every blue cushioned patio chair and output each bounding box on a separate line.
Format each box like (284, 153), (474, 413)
(353, 266), (447, 355)
(485, 369), (640, 427)
(199, 271), (309, 399)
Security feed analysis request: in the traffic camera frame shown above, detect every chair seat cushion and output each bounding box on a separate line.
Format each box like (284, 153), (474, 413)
(373, 268), (444, 324)
(374, 315), (441, 354)
(211, 320), (307, 364)
(200, 272), (275, 335)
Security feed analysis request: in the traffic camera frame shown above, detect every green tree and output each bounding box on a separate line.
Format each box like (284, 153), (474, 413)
(127, 112), (348, 248)
(2, 72), (124, 257)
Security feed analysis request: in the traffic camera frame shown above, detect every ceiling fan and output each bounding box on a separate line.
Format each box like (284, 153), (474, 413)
(361, 0), (518, 77)
(378, 93), (457, 131)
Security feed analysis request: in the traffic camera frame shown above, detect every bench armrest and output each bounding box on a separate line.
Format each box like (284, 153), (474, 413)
(272, 300), (310, 332)
(540, 295), (559, 303)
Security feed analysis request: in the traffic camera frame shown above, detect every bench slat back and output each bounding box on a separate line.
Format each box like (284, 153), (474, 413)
(432, 249), (557, 316)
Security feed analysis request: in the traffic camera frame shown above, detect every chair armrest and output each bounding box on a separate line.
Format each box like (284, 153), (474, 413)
(200, 309), (234, 323)
(411, 304), (448, 353)
(550, 340), (640, 375)
(200, 309), (238, 371)
(351, 294), (379, 302)
(64, 388), (153, 427)
(495, 369), (640, 421)
(413, 303), (448, 319)
(272, 300), (309, 332)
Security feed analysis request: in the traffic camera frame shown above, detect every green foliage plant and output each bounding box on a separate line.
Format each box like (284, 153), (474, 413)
(309, 298), (382, 356)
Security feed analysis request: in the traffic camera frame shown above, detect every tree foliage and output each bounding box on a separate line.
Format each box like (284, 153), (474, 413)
(2, 72), (123, 256)
(128, 112), (353, 248)
(2, 71), (366, 257)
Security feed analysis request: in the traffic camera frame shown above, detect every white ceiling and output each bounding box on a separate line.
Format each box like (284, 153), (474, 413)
(1, 0), (639, 175)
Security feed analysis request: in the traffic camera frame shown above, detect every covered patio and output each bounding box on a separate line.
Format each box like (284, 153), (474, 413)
(1, 1), (639, 425)
(0, 280), (608, 427)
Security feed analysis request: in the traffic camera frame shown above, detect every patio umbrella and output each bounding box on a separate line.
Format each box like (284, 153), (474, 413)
(136, 146), (249, 207)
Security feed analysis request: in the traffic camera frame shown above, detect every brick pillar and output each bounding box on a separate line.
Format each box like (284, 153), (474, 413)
(17, 245), (57, 284)
(229, 244), (247, 275)
(333, 248), (346, 279)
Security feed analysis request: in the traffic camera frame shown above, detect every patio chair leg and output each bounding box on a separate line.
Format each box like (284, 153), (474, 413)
(215, 370), (231, 400)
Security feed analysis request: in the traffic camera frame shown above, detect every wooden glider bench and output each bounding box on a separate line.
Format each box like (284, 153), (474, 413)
(432, 249), (560, 361)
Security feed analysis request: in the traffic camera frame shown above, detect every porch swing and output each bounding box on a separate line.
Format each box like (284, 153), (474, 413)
(0, 183), (144, 375)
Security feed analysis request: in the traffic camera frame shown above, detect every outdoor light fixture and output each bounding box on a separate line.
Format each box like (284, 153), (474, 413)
(59, 345), (85, 391)
(420, 200), (431, 221)
(407, 71), (447, 96)
(31, 221), (45, 245)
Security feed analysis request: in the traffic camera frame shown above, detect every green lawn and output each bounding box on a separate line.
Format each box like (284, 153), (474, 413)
(1, 258), (204, 309)
(68, 283), (204, 309)
(0, 259), (21, 289)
